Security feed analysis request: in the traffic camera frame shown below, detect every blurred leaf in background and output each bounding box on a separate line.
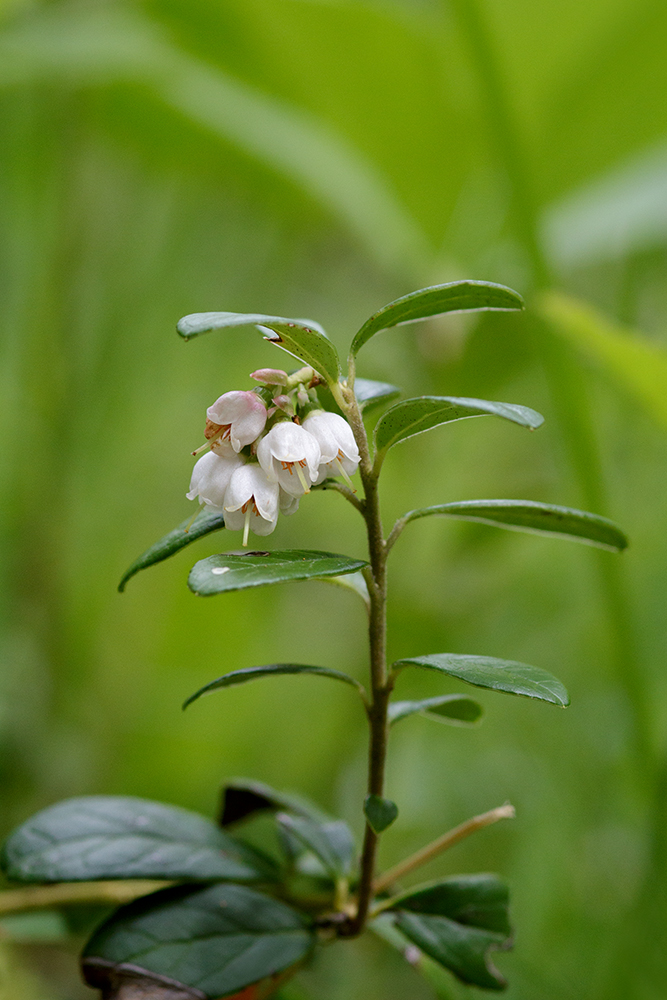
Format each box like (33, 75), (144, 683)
(1, 0), (667, 997)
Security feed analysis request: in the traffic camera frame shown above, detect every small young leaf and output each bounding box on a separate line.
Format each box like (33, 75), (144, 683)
(388, 694), (483, 726)
(276, 814), (356, 879)
(177, 312), (340, 387)
(363, 795), (398, 834)
(188, 550), (367, 596)
(1, 796), (275, 884)
(389, 874), (511, 990)
(220, 779), (330, 828)
(399, 499), (628, 552)
(374, 396), (543, 465)
(354, 377), (402, 414)
(118, 509), (226, 592)
(394, 654), (569, 707)
(183, 664), (365, 710)
(351, 281), (524, 356)
(82, 883), (314, 998)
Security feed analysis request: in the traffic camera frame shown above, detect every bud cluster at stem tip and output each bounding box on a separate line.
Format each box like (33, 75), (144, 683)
(187, 369), (360, 545)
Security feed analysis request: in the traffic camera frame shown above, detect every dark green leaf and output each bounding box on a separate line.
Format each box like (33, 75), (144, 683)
(388, 694), (483, 726)
(177, 312), (340, 387)
(118, 509), (226, 593)
(394, 654), (569, 707)
(374, 396), (543, 463)
(220, 779), (329, 828)
(82, 883), (314, 998)
(1, 796), (275, 884)
(390, 875), (511, 991)
(351, 281), (524, 356)
(399, 499), (627, 552)
(354, 377), (402, 414)
(276, 814), (356, 879)
(183, 664), (365, 710)
(188, 550), (367, 596)
(363, 795), (398, 834)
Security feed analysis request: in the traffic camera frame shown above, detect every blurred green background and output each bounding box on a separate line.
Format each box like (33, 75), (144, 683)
(1, 0), (667, 997)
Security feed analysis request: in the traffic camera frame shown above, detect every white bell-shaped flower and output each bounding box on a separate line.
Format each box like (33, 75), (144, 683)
(279, 489), (300, 516)
(206, 390), (267, 453)
(302, 410), (360, 487)
(187, 450), (244, 508)
(256, 421), (321, 498)
(223, 463), (280, 544)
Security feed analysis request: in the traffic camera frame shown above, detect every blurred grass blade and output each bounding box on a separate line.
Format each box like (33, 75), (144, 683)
(188, 550), (367, 596)
(374, 396), (543, 466)
(0, 6), (427, 276)
(351, 282), (524, 356)
(398, 499), (627, 552)
(394, 654), (569, 707)
(177, 312), (340, 387)
(118, 509), (225, 592)
(388, 694), (483, 726)
(538, 291), (667, 431)
(184, 664), (366, 710)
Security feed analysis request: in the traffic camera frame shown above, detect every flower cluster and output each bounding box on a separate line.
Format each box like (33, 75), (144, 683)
(187, 368), (360, 544)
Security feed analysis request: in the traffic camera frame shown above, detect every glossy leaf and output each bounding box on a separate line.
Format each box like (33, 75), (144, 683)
(177, 312), (340, 387)
(118, 509), (226, 592)
(394, 654), (569, 707)
(351, 281), (524, 356)
(188, 550), (367, 596)
(390, 874), (511, 990)
(354, 377), (402, 414)
(363, 795), (398, 834)
(82, 883), (314, 998)
(388, 694), (483, 727)
(374, 396), (543, 463)
(220, 779), (329, 828)
(276, 814), (356, 879)
(399, 499), (627, 552)
(0, 796), (274, 884)
(183, 664), (365, 710)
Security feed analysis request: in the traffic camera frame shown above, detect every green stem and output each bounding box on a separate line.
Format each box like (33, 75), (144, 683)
(338, 390), (392, 936)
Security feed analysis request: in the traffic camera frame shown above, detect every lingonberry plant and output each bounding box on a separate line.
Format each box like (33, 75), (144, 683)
(0, 282), (627, 999)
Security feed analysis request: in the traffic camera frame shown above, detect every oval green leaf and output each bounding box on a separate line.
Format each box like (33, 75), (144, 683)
(82, 883), (314, 999)
(374, 396), (543, 465)
(363, 795), (398, 834)
(118, 509), (226, 592)
(183, 664), (366, 710)
(350, 281), (524, 356)
(393, 654), (569, 707)
(354, 377), (402, 414)
(390, 874), (511, 991)
(388, 694), (484, 727)
(188, 549), (367, 596)
(276, 814), (356, 879)
(177, 311), (340, 387)
(399, 499), (628, 552)
(220, 779), (330, 828)
(0, 796), (275, 884)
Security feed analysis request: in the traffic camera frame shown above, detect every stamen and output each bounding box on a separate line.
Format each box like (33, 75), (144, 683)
(184, 505), (203, 533)
(243, 507), (251, 547)
(191, 441), (211, 457)
(295, 462), (310, 493)
(334, 456), (356, 492)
